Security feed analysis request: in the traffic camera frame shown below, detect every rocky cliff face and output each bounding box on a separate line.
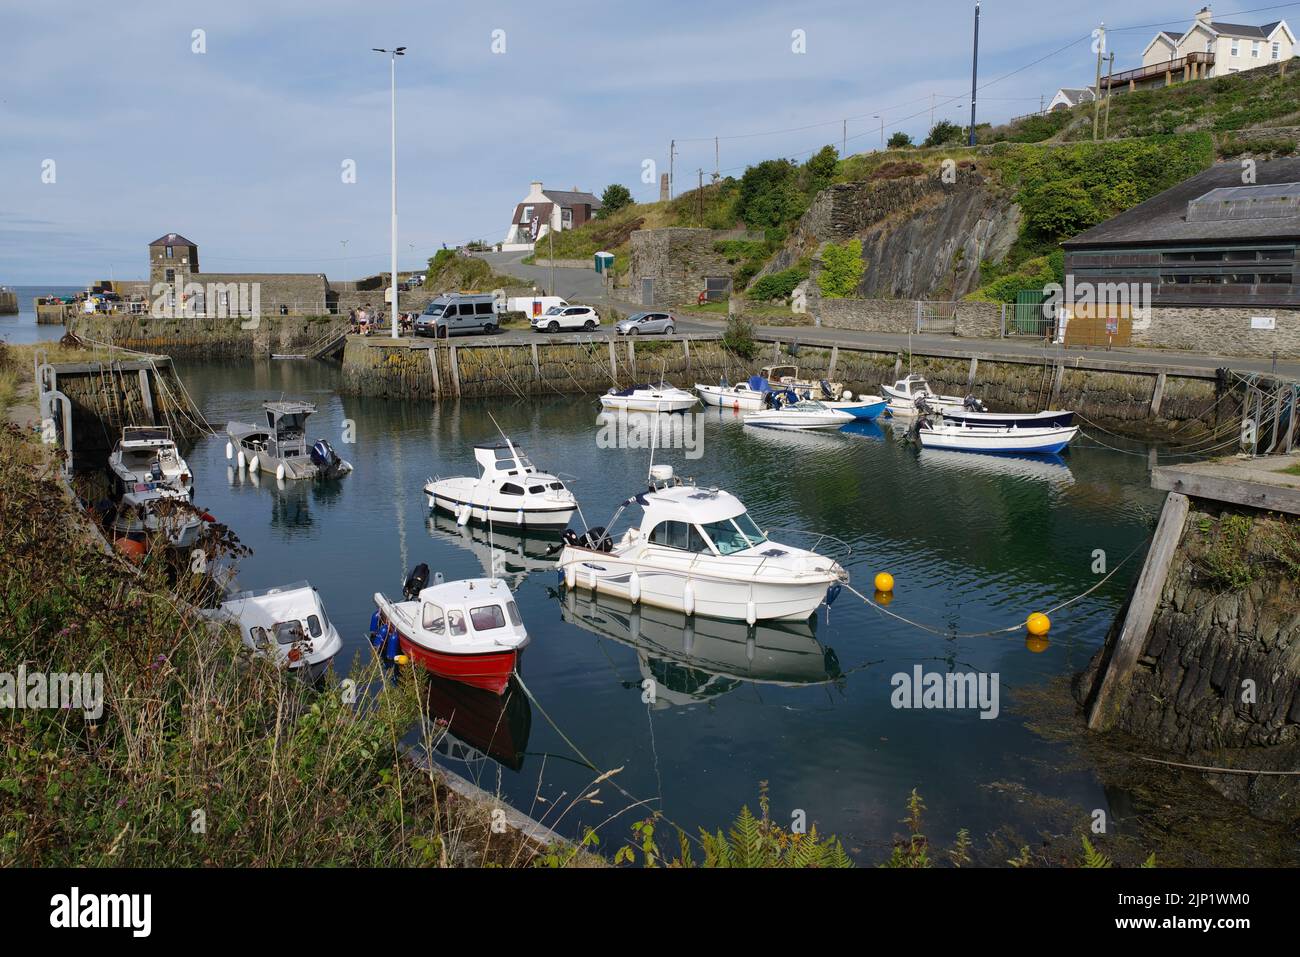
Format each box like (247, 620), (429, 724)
(758, 165), (1021, 300)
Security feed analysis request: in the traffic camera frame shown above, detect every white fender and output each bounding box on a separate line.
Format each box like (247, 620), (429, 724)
(248, 454), (260, 474)
(236, 449), (246, 469)
(746, 599), (757, 626)
(588, 563), (598, 592)
(628, 570), (641, 604)
(564, 563), (576, 589)
(275, 463), (286, 481)
(456, 503), (471, 526)
(427, 495), (434, 509)
(224, 441), (233, 460)
(517, 508), (524, 526)
(683, 581), (695, 617)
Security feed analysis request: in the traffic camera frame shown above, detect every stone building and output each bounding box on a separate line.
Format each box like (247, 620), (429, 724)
(146, 232), (331, 316)
(628, 228), (758, 307)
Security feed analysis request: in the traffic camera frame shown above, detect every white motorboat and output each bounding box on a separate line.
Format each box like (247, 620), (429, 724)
(917, 420), (1079, 455)
(371, 567), (529, 695)
(204, 580), (344, 680)
(883, 374), (975, 416)
(599, 382), (698, 413)
(821, 393), (888, 420)
(226, 400), (353, 481)
(424, 440), (578, 529)
(695, 375), (769, 411)
(107, 426), (204, 548)
(554, 465), (848, 623)
(744, 399), (854, 430)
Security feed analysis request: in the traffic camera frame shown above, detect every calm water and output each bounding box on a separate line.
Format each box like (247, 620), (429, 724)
(176, 359), (1163, 860)
(0, 285), (81, 346)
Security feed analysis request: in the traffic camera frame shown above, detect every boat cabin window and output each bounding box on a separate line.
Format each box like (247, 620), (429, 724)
(307, 615), (322, 638)
(548, 482), (564, 491)
(733, 511), (769, 546)
(422, 603), (445, 634)
(501, 483), (524, 496)
(700, 519), (756, 556)
(470, 604), (507, 632)
(273, 621), (306, 645)
(528, 485), (544, 494)
(506, 601), (522, 626)
(249, 626), (270, 648)
(648, 520), (709, 552)
(447, 609), (467, 637)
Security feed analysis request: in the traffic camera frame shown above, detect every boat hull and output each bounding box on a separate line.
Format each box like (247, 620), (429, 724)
(695, 385), (766, 411)
(426, 481), (576, 528)
(918, 425), (1079, 455)
(397, 634), (520, 695)
(823, 398), (887, 420)
(599, 395), (698, 413)
(942, 410), (1075, 429)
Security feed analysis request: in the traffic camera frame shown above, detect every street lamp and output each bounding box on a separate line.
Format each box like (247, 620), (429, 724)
(873, 114), (883, 149)
(373, 45), (406, 338)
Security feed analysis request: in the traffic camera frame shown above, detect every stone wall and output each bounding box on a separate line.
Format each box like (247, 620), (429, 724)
(1127, 304), (1300, 359)
(812, 297), (1003, 337)
(68, 314), (345, 359)
(629, 228), (761, 307)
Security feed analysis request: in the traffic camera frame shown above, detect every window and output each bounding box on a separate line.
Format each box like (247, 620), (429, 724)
(701, 519), (752, 556)
(250, 626), (270, 648)
(1272, 41), (1281, 60)
(522, 205), (534, 222)
(474, 301), (494, 315)
(164, 268), (175, 282)
(648, 521), (708, 552)
(422, 603), (445, 633)
(1252, 40), (1261, 57)
(561, 207), (573, 226)
(733, 511), (769, 547)
(1259, 273), (1293, 284)
(528, 485), (544, 494)
(506, 601), (522, 626)
(307, 615), (322, 638)
(548, 481), (565, 491)
(501, 483), (524, 495)
(447, 610), (467, 637)
(470, 604), (507, 631)
(165, 245), (174, 258)
(1231, 39), (1240, 56)
(458, 303), (476, 316)
(273, 621), (305, 645)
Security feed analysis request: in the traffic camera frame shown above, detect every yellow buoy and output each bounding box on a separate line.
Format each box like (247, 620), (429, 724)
(874, 572), (895, 593)
(394, 654), (410, 666)
(1026, 612), (1051, 636)
(1025, 635), (1050, 654)
(874, 589), (893, 607)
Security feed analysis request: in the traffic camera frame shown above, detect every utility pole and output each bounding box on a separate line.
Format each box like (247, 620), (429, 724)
(879, 114), (885, 149)
(372, 45), (406, 339)
(697, 169), (704, 223)
(1039, 93), (1045, 115)
(714, 136), (719, 181)
(930, 92), (936, 130)
(549, 227), (555, 297)
(1093, 22), (1105, 141)
(669, 139), (676, 199)
(1103, 52), (1115, 138)
(842, 118), (846, 157)
(968, 2), (981, 147)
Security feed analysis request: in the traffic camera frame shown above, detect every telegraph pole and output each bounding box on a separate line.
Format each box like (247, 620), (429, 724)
(968, 2), (980, 146)
(669, 139), (676, 199)
(1103, 52), (1115, 138)
(842, 119), (847, 157)
(1093, 22), (1105, 141)
(714, 136), (720, 181)
(697, 169), (704, 223)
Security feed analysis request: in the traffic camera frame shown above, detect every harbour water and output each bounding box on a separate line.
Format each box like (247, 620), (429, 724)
(0, 286), (80, 346)
(173, 358), (1166, 860)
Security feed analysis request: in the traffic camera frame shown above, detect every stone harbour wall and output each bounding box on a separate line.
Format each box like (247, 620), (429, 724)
(1130, 305), (1300, 360)
(68, 314), (345, 359)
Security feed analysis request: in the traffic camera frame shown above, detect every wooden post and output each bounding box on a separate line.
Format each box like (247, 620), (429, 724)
(1049, 361), (1065, 406)
(138, 368), (155, 424)
(966, 356), (978, 392)
(1149, 371), (1166, 417)
(608, 340), (617, 382)
(828, 345), (839, 381)
(1087, 491), (1190, 731)
(530, 342), (540, 386)
(449, 345), (461, 397)
(429, 346), (441, 396)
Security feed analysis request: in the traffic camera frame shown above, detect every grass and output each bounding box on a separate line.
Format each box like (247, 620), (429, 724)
(1279, 463), (1300, 477)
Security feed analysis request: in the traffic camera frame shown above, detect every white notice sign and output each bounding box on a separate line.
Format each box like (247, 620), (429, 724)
(1250, 316), (1276, 330)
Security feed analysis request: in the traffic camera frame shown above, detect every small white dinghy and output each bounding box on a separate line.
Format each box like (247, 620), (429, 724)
(744, 399), (854, 430)
(883, 374), (974, 417)
(204, 581), (343, 680)
(600, 382), (698, 413)
(425, 440), (577, 529)
(917, 420), (1079, 455)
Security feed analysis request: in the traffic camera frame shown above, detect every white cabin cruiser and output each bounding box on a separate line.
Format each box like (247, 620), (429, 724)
(883, 374), (976, 416)
(204, 580), (343, 680)
(424, 441), (578, 529)
(695, 376), (769, 411)
(555, 466), (848, 623)
(599, 382), (698, 413)
(226, 400), (352, 481)
(108, 426), (203, 548)
(744, 398), (854, 430)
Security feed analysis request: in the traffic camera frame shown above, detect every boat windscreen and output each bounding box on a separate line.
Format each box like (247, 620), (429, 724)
(733, 512), (769, 547)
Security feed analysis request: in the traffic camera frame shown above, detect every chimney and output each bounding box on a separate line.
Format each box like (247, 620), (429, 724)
(1196, 6), (1212, 24)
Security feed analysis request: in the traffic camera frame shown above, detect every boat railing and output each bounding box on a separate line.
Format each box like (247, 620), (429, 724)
(761, 527), (854, 566)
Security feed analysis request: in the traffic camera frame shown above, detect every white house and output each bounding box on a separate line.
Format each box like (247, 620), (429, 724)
(1048, 87), (1096, 111)
(501, 181), (602, 251)
(1141, 6), (1294, 77)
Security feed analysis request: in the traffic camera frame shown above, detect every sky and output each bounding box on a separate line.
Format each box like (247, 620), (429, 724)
(2, 0), (1292, 283)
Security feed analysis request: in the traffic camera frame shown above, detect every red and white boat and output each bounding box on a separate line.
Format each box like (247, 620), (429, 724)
(371, 566), (528, 695)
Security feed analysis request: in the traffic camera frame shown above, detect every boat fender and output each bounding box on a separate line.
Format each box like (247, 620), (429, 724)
(225, 441), (233, 460)
(826, 583), (843, 606)
(248, 454), (260, 474)
(370, 621), (386, 649)
(456, 503), (471, 526)
(564, 563), (576, 589)
(517, 508), (524, 526)
(236, 449), (246, 469)
(276, 463), (286, 481)
(683, 581), (695, 617)
(200, 511), (216, 523)
(369, 610), (381, 639)
(629, 570), (640, 604)
(384, 628), (401, 661)
(746, 599), (756, 626)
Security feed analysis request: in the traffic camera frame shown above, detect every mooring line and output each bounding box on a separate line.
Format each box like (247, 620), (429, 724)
(1134, 755), (1300, 776)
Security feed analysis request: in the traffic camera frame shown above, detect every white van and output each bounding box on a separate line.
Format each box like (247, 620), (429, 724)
(415, 293), (501, 337)
(506, 295), (568, 320)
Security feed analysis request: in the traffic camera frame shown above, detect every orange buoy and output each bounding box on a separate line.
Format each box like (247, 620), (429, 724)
(1026, 612), (1051, 636)
(874, 572), (895, 593)
(114, 538), (147, 561)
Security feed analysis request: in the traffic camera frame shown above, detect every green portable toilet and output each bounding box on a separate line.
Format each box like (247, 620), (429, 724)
(594, 251), (615, 274)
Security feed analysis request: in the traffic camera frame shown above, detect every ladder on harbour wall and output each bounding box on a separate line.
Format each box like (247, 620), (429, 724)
(1235, 372), (1300, 456)
(914, 300), (957, 335)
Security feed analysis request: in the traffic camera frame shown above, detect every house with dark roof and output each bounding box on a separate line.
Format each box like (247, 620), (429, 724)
(1062, 159), (1300, 356)
(502, 181), (602, 250)
(1120, 6), (1295, 90)
(1048, 87), (1096, 112)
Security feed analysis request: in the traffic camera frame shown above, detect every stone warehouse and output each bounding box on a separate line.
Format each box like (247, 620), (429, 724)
(628, 227), (764, 307)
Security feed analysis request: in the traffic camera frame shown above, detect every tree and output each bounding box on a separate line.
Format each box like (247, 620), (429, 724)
(598, 184), (633, 217)
(923, 120), (963, 148)
(817, 239), (865, 298)
(736, 159), (806, 228)
(803, 145), (839, 186)
(887, 131), (914, 149)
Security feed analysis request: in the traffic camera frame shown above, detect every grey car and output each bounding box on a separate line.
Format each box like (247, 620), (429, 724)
(615, 311), (676, 335)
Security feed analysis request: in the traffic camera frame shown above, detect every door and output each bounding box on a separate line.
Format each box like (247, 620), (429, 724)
(641, 278), (655, 307)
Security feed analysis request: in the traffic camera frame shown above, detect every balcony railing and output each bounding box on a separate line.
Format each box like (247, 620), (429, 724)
(1102, 51), (1214, 91)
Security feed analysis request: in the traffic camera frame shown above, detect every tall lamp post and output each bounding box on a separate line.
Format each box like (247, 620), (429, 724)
(373, 45), (406, 338)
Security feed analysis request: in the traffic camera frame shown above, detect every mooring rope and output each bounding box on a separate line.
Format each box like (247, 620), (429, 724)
(1134, 755), (1300, 776)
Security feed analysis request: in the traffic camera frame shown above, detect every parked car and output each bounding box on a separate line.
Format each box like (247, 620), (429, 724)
(531, 305), (600, 333)
(507, 295), (568, 319)
(415, 293), (501, 337)
(615, 311), (676, 336)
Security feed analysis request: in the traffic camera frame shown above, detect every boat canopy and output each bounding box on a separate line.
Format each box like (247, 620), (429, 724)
(638, 485), (748, 526)
(119, 426), (175, 448)
(746, 374), (770, 393)
(473, 442), (535, 476)
(263, 400), (316, 433)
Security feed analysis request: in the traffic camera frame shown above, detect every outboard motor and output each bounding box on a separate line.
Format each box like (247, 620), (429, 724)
(819, 379), (835, 399)
(562, 526), (613, 552)
(963, 394), (986, 412)
(403, 562), (431, 601)
(311, 439), (344, 478)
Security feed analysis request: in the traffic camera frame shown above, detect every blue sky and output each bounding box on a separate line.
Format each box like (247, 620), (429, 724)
(1, 0), (1289, 282)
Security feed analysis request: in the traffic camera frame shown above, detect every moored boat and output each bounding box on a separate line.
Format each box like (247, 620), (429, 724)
(883, 374), (977, 417)
(424, 440), (577, 529)
(917, 420), (1079, 455)
(744, 398), (854, 430)
(941, 408), (1075, 429)
(203, 580), (343, 680)
(759, 365), (842, 400)
(107, 426), (204, 547)
(226, 400), (352, 481)
(695, 375), (769, 411)
(822, 393), (888, 420)
(599, 382), (698, 413)
(371, 565), (528, 695)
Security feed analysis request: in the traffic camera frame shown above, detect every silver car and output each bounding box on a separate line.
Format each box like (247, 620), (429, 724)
(616, 311), (676, 335)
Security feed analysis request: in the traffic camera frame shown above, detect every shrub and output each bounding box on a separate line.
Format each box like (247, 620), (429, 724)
(747, 266), (807, 302)
(818, 239), (865, 298)
(887, 131), (914, 149)
(722, 314), (759, 360)
(598, 184), (633, 217)
(923, 120), (964, 147)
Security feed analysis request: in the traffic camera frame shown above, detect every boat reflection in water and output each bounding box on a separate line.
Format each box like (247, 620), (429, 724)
(915, 447), (1075, 487)
(424, 673), (532, 772)
(559, 590), (843, 709)
(427, 511), (561, 585)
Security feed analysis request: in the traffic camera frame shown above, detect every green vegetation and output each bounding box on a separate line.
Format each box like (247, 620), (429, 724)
(1195, 510), (1300, 591)
(818, 238), (865, 298)
(713, 238), (774, 289)
(722, 314), (759, 360)
(424, 249), (523, 292)
(1218, 135), (1297, 158)
(747, 264), (808, 302)
(924, 120), (965, 147)
(598, 183), (633, 217)
(0, 343), (18, 416)
(887, 131), (914, 149)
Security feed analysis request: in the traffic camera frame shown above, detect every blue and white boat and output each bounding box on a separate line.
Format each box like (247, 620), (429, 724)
(822, 393), (888, 420)
(917, 420), (1078, 455)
